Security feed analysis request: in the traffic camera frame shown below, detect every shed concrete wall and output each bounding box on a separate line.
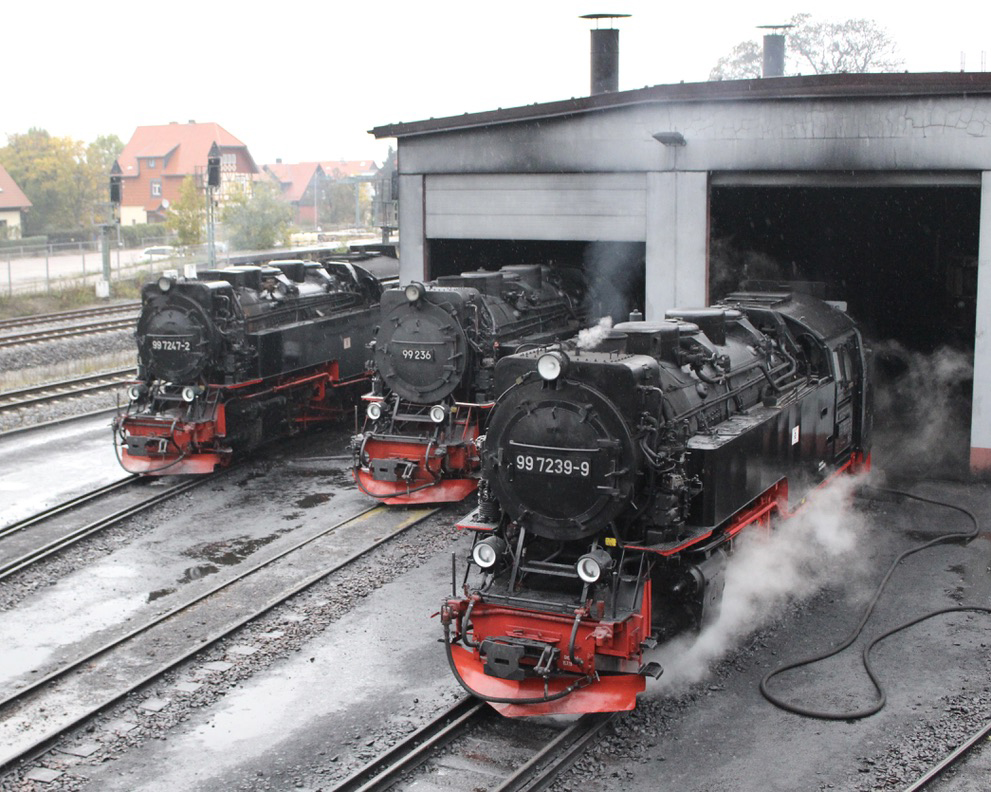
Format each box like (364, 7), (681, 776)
(396, 96), (991, 175)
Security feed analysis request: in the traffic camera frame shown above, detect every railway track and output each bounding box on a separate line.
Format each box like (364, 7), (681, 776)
(332, 697), (616, 791)
(902, 718), (991, 790)
(0, 502), (442, 775)
(0, 475), (206, 581)
(0, 366), (134, 412)
(0, 302), (140, 333)
(0, 316), (138, 349)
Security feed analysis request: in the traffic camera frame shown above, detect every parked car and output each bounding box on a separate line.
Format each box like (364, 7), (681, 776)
(141, 245), (178, 261)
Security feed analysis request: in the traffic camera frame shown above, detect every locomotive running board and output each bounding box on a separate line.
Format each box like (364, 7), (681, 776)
(352, 470), (478, 505)
(450, 644), (644, 717)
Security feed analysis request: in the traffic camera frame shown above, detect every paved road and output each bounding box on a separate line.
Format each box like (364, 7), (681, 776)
(0, 247), (179, 295)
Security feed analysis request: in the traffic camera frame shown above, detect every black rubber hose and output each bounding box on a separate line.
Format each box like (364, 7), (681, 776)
(760, 484), (985, 720)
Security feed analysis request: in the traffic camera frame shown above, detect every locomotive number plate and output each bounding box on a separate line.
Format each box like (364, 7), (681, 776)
(401, 348), (433, 361)
(513, 452), (591, 478)
(150, 337), (192, 352)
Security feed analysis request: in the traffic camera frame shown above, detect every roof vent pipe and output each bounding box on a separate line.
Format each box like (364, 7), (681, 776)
(759, 24), (792, 78)
(582, 13), (630, 94)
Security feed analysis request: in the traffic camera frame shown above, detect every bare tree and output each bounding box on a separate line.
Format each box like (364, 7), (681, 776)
(710, 41), (763, 81)
(789, 14), (902, 74)
(709, 14), (903, 81)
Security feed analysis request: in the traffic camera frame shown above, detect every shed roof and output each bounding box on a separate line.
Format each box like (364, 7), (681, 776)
(371, 72), (991, 139)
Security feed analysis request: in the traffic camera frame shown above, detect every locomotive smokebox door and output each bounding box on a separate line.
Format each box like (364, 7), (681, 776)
(375, 290), (470, 403)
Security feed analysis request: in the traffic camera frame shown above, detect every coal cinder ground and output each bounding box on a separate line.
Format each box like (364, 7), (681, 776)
(5, 476), (985, 792)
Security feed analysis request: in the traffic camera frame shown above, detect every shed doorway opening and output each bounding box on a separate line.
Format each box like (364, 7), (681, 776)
(710, 184), (979, 478)
(428, 239), (646, 324)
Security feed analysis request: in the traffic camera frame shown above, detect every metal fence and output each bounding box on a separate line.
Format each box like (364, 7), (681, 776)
(1, 246), (196, 297)
(0, 235), (172, 262)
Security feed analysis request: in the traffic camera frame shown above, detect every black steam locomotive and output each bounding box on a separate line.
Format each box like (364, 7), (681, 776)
(114, 259), (381, 474)
(441, 290), (871, 716)
(350, 265), (586, 504)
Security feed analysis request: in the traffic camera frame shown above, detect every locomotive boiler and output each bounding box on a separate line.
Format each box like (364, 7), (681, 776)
(441, 290), (871, 716)
(350, 264), (585, 504)
(114, 259), (381, 474)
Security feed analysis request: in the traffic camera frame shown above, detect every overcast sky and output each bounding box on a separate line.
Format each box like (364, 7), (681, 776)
(5, 1), (990, 167)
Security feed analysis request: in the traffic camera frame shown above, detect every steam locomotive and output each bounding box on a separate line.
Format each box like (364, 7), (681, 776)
(114, 259), (381, 474)
(441, 290), (871, 716)
(350, 264), (586, 504)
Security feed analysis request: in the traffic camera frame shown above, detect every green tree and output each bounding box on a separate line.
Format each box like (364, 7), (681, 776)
(166, 175), (205, 247)
(0, 128), (124, 234)
(221, 182), (293, 251)
(710, 14), (902, 80)
(86, 134), (124, 177)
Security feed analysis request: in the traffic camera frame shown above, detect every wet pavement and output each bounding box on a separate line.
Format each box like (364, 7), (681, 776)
(0, 414), (124, 527)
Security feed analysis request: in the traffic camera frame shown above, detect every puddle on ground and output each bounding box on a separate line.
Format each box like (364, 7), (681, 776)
(179, 564), (220, 584)
(182, 534), (280, 566)
(296, 493), (333, 508)
(148, 587), (177, 603)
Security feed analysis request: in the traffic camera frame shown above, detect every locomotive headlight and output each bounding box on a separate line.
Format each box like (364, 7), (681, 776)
(181, 386), (198, 403)
(366, 401), (383, 421)
(576, 548), (614, 584)
(127, 384), (146, 402)
(157, 276), (174, 293)
(537, 351), (568, 381)
(404, 282), (425, 303)
(429, 404), (447, 423)
(472, 536), (508, 569)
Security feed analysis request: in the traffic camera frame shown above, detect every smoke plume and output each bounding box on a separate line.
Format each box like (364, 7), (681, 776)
(870, 339), (973, 480)
(582, 241), (645, 322)
(577, 317), (614, 350)
(651, 472), (872, 692)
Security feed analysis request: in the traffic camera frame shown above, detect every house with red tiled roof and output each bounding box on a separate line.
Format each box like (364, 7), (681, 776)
(0, 163), (32, 240)
(320, 160), (377, 180)
(117, 121), (258, 225)
(262, 161), (328, 227)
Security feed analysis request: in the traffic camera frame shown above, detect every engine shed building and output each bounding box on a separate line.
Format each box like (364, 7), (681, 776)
(372, 72), (991, 473)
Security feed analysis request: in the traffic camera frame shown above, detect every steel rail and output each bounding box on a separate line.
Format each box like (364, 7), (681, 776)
(0, 477), (207, 581)
(901, 717), (991, 791)
(331, 698), (487, 792)
(0, 317), (138, 348)
(0, 504), (442, 774)
(0, 476), (136, 540)
(0, 367), (135, 411)
(496, 711), (616, 792)
(329, 697), (616, 792)
(0, 302), (140, 332)
(0, 406), (120, 439)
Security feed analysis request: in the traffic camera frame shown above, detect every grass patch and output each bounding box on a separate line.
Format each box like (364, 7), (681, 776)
(0, 349), (137, 390)
(0, 277), (148, 320)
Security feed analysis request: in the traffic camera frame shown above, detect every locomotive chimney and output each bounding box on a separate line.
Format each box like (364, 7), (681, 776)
(582, 13), (630, 94)
(759, 24), (792, 78)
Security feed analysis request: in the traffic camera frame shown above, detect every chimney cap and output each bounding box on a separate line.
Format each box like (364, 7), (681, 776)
(581, 13), (630, 21)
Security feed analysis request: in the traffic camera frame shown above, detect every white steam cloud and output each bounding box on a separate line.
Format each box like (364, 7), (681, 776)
(577, 316), (614, 350)
(872, 340), (973, 479)
(650, 473), (872, 693)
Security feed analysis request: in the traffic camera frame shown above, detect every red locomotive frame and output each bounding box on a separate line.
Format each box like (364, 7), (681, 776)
(116, 364), (367, 475)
